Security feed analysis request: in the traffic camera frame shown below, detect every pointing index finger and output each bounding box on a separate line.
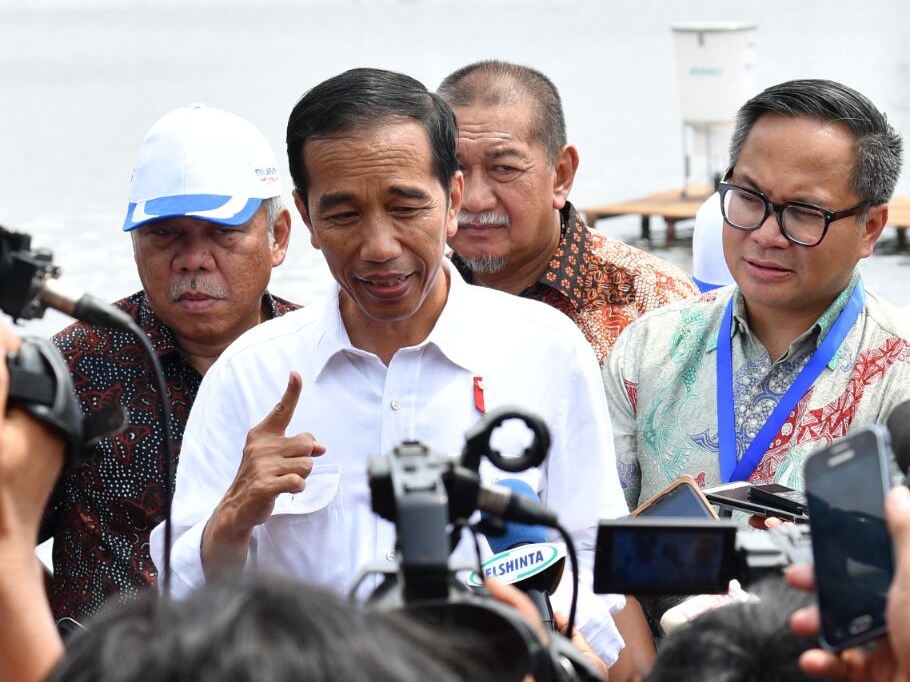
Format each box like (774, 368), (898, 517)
(259, 371), (303, 435)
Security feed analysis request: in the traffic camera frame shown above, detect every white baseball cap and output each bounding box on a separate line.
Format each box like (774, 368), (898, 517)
(123, 104), (282, 231)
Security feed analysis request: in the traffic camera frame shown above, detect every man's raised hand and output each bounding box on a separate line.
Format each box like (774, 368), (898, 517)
(201, 372), (325, 577)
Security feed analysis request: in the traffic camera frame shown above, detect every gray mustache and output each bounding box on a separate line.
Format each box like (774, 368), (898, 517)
(169, 277), (227, 301)
(458, 211), (511, 228)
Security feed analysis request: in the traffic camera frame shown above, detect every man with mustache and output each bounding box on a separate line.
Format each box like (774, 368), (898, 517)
(437, 61), (699, 368)
(437, 61), (695, 672)
(40, 104), (299, 623)
(603, 80), (910, 512)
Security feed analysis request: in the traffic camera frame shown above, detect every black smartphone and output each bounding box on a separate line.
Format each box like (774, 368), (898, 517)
(747, 483), (807, 516)
(805, 425), (894, 652)
(632, 475), (718, 519)
(703, 481), (809, 523)
(593, 518), (738, 595)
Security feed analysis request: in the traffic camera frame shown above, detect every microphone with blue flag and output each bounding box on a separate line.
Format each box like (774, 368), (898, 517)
(468, 478), (567, 631)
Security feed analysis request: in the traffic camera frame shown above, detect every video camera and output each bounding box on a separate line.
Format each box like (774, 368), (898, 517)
(1, 226), (87, 467)
(0, 225), (63, 322)
(1, 223), (181, 591)
(351, 406), (603, 682)
(593, 516), (813, 596)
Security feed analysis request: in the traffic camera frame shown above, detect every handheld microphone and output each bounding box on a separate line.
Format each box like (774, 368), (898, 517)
(886, 400), (910, 477)
(1, 226), (134, 329)
(438, 461), (558, 527)
(471, 479), (566, 631)
(485, 480), (551, 554)
(38, 278), (136, 329)
(475, 479), (559, 527)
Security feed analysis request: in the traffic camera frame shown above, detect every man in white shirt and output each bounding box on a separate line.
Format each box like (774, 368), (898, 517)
(151, 68), (632, 668)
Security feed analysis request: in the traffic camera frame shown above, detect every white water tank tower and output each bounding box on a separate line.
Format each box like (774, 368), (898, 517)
(672, 23), (757, 195)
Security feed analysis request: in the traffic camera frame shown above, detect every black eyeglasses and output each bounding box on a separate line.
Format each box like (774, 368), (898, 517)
(717, 178), (867, 247)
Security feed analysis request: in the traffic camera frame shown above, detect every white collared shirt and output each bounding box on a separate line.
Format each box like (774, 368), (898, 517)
(151, 263), (630, 662)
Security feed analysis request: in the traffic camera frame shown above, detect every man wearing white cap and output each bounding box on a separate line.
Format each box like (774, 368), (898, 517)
(40, 104), (299, 624)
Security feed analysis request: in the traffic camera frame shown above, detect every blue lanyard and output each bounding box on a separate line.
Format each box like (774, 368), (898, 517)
(716, 282), (865, 482)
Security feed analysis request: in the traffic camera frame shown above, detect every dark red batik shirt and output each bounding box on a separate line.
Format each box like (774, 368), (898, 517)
(41, 290), (300, 622)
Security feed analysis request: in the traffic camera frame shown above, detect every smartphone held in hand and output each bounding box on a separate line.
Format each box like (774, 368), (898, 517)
(805, 424), (894, 652)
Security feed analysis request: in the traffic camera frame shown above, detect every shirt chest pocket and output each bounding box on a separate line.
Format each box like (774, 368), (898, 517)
(254, 465), (349, 587)
(271, 465), (342, 515)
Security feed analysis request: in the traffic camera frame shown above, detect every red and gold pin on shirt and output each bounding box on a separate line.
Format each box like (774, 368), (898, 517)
(473, 376), (486, 417)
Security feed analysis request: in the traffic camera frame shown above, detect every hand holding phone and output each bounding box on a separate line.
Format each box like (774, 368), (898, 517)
(806, 425), (894, 652)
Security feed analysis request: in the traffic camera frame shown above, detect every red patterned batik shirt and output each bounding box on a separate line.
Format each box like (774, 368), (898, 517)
(41, 290), (300, 622)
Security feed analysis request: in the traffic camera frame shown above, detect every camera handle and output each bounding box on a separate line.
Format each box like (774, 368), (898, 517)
(460, 406), (551, 473)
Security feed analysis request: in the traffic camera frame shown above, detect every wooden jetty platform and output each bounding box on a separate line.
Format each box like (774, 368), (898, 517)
(583, 186), (909, 249)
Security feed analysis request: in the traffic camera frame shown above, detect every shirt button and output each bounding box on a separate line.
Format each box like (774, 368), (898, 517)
(385, 549), (398, 562)
(390, 398), (402, 411)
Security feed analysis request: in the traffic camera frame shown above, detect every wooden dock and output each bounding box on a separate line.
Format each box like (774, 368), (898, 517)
(581, 186), (713, 246)
(583, 186), (909, 249)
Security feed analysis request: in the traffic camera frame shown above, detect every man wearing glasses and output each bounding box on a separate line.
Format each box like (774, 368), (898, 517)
(603, 79), (910, 512)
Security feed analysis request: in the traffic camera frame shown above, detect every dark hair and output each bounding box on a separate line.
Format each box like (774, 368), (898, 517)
(48, 575), (495, 682)
(644, 578), (821, 682)
(729, 79), (903, 208)
(437, 60), (567, 167)
(286, 68), (459, 206)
